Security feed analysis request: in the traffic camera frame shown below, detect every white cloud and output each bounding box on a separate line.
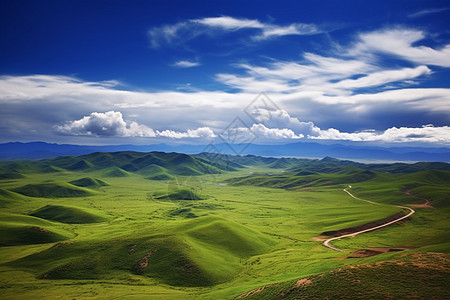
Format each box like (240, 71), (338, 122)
(172, 60), (200, 68)
(55, 111), (156, 137)
(309, 88), (450, 111)
(1, 35), (449, 146)
(216, 73), (296, 93)
(250, 123), (303, 139)
(253, 23), (319, 40)
(408, 7), (450, 18)
(246, 107), (320, 136)
(218, 53), (376, 92)
(352, 28), (450, 67)
(157, 127), (216, 139)
(244, 106), (450, 144)
(335, 66), (431, 89)
(55, 111), (218, 139)
(311, 125), (450, 144)
(194, 16), (264, 30)
(148, 21), (194, 48)
(217, 55), (432, 95)
(148, 16), (321, 48)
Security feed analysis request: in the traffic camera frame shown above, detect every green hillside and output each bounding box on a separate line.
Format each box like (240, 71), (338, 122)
(30, 204), (108, 224)
(0, 213), (72, 246)
(8, 216), (274, 286)
(238, 253), (450, 299)
(0, 171), (25, 180)
(154, 188), (205, 200)
(0, 188), (25, 207)
(103, 166), (130, 177)
(69, 177), (109, 188)
(12, 182), (95, 198)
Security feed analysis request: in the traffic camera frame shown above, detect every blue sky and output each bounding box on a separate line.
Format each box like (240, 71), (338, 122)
(1, 0), (449, 146)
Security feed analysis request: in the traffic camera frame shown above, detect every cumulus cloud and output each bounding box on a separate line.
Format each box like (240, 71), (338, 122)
(55, 111), (217, 139)
(148, 16), (321, 48)
(244, 106), (450, 144)
(250, 123), (303, 139)
(55, 111), (156, 137)
(311, 125), (450, 144)
(246, 105), (320, 136)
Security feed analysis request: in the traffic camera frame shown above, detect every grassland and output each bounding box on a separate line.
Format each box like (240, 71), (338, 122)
(0, 152), (449, 299)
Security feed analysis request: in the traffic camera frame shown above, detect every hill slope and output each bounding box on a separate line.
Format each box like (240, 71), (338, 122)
(238, 252), (450, 300)
(8, 216), (274, 286)
(12, 182), (95, 198)
(30, 205), (108, 224)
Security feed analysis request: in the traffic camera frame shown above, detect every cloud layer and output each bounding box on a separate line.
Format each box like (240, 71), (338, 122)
(1, 22), (450, 146)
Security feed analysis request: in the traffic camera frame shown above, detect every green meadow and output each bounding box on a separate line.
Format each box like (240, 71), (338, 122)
(0, 152), (449, 299)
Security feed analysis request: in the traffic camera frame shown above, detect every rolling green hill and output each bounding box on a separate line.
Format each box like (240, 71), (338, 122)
(30, 204), (108, 224)
(0, 213), (72, 246)
(12, 182), (95, 198)
(0, 188), (25, 207)
(154, 188), (205, 201)
(238, 252), (450, 299)
(103, 166), (130, 177)
(226, 169), (378, 189)
(0, 171), (25, 180)
(69, 177), (109, 188)
(7, 216), (274, 286)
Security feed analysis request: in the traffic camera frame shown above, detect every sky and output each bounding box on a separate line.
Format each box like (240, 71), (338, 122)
(1, 0), (450, 147)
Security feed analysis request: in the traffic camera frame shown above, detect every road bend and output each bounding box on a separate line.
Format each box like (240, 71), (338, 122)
(323, 186), (415, 252)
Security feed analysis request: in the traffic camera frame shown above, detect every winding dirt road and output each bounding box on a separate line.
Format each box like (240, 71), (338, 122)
(323, 186), (415, 252)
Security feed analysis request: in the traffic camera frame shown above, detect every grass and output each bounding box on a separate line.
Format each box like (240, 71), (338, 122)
(103, 166), (131, 177)
(69, 177), (109, 188)
(30, 204), (109, 224)
(0, 152), (448, 299)
(154, 188), (205, 201)
(238, 253), (450, 299)
(0, 213), (73, 246)
(12, 182), (95, 198)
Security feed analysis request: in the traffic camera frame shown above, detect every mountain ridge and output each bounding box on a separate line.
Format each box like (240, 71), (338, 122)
(1, 141), (449, 162)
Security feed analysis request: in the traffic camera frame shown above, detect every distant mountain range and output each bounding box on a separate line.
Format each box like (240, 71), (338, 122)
(0, 141), (449, 162)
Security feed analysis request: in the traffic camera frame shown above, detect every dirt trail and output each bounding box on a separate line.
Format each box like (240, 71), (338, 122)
(405, 190), (434, 208)
(323, 186), (415, 252)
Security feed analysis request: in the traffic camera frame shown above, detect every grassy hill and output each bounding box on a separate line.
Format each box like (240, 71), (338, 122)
(136, 164), (175, 180)
(154, 188), (205, 201)
(7, 216), (274, 286)
(103, 166), (130, 177)
(12, 182), (95, 198)
(0, 188), (25, 207)
(30, 204), (109, 224)
(0, 213), (72, 246)
(0, 171), (25, 180)
(69, 177), (109, 188)
(238, 252), (450, 299)
(226, 169), (377, 189)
